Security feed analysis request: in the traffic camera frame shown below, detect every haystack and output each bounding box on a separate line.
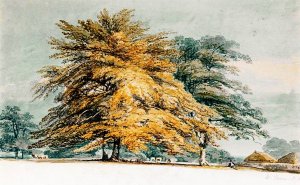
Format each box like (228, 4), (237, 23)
(244, 151), (277, 163)
(277, 152), (298, 164)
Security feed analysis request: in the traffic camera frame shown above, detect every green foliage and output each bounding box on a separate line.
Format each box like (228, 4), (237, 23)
(205, 146), (232, 163)
(44, 147), (83, 158)
(43, 141), (98, 158)
(142, 144), (234, 164)
(174, 35), (268, 141)
(0, 106), (37, 158)
(142, 144), (166, 158)
(263, 137), (300, 158)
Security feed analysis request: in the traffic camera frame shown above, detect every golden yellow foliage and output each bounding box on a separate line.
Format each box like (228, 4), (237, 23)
(32, 9), (225, 156)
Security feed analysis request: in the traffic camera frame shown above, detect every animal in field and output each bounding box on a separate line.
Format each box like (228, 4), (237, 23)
(31, 154), (48, 159)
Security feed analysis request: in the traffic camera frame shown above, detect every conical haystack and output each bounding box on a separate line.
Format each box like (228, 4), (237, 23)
(244, 151), (277, 163)
(278, 152), (298, 164)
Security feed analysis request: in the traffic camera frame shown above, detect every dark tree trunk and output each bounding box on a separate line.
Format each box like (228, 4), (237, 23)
(116, 138), (121, 159)
(110, 141), (116, 160)
(14, 148), (19, 159)
(110, 138), (121, 161)
(102, 144), (108, 161)
(21, 150), (24, 159)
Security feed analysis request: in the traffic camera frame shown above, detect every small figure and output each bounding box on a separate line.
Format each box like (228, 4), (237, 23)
(31, 153), (48, 159)
(228, 159), (236, 169)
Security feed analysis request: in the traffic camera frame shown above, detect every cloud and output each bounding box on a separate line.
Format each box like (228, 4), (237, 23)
(0, 81), (35, 105)
(234, 58), (300, 93)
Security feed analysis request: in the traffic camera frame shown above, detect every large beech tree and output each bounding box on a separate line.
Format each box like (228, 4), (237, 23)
(32, 9), (225, 161)
(174, 36), (269, 164)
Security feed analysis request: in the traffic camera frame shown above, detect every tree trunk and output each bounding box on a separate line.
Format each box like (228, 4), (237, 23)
(116, 138), (121, 159)
(198, 132), (209, 166)
(199, 147), (209, 166)
(110, 141), (116, 160)
(110, 138), (120, 161)
(14, 148), (19, 159)
(102, 144), (108, 161)
(21, 150), (24, 159)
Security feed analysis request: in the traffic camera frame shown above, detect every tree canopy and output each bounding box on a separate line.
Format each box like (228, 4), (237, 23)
(32, 9), (225, 159)
(174, 36), (268, 141)
(0, 106), (36, 158)
(263, 137), (300, 158)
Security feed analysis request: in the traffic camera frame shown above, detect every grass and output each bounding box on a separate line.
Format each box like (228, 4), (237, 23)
(2, 158), (299, 174)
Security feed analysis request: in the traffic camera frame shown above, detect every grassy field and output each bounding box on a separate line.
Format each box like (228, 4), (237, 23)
(1, 159), (299, 185)
(1, 158), (300, 173)
(8, 158), (298, 173)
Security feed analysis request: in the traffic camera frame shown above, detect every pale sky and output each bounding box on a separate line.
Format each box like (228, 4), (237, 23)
(0, 0), (300, 156)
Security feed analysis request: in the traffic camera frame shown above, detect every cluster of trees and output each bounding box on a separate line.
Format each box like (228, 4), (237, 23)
(205, 146), (233, 164)
(173, 35), (268, 164)
(5, 9), (266, 164)
(0, 106), (37, 158)
(31, 9), (224, 163)
(263, 137), (300, 158)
